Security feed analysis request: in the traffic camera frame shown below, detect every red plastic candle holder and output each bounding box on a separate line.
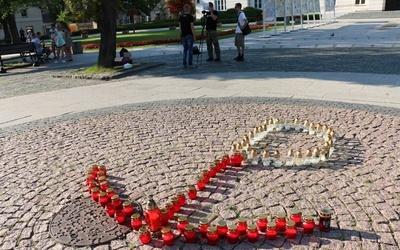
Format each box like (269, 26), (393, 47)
(122, 201), (134, 217)
(237, 217), (248, 236)
(88, 181), (98, 194)
(290, 209), (302, 227)
(99, 181), (109, 192)
(131, 213), (142, 230)
(187, 185), (197, 200)
(105, 203), (115, 217)
(266, 222), (278, 240)
(318, 208), (332, 232)
(177, 216), (189, 234)
(171, 196), (181, 212)
(139, 226), (151, 244)
(98, 192), (109, 207)
(247, 224), (259, 243)
(230, 151), (243, 167)
(111, 195), (123, 210)
(144, 199), (162, 232)
(184, 224), (197, 243)
(202, 170), (210, 183)
(208, 165), (217, 178)
(98, 165), (107, 176)
(275, 214), (287, 232)
(161, 226), (175, 246)
(106, 187), (116, 199)
(207, 226), (219, 245)
(217, 220), (228, 238)
(114, 210), (126, 224)
(227, 224), (239, 244)
(196, 176), (206, 191)
(177, 192), (186, 207)
(86, 175), (95, 186)
(285, 220), (297, 239)
(165, 202), (175, 219)
(160, 208), (169, 226)
(256, 214), (268, 233)
(91, 187), (100, 202)
(302, 215), (315, 234)
(198, 218), (210, 238)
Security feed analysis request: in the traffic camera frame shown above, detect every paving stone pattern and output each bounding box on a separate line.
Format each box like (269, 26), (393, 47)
(0, 98), (399, 249)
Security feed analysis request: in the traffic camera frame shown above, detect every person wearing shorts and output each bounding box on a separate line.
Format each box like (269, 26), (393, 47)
(54, 24), (66, 63)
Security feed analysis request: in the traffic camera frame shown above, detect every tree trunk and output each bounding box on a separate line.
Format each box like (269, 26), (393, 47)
(5, 13), (21, 44)
(98, 0), (117, 68)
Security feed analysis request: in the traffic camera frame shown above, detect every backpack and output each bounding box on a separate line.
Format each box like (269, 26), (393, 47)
(193, 46), (200, 55)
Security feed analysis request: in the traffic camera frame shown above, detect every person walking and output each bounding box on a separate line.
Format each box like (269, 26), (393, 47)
(205, 2), (221, 62)
(234, 3), (248, 61)
(179, 4), (196, 68)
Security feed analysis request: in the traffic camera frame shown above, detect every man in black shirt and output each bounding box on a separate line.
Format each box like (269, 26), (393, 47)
(205, 2), (221, 61)
(179, 4), (196, 68)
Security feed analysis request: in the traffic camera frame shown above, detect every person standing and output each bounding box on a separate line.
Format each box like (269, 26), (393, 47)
(179, 4), (196, 68)
(19, 28), (25, 42)
(54, 24), (66, 63)
(205, 2), (221, 62)
(26, 30), (33, 43)
(234, 3), (248, 61)
(49, 24), (57, 60)
(62, 23), (73, 62)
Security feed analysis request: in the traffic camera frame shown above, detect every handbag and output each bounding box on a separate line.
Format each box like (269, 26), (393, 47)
(237, 12), (251, 36)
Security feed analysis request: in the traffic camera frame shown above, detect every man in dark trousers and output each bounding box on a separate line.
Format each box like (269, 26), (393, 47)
(19, 28), (25, 42)
(205, 2), (221, 62)
(179, 4), (196, 68)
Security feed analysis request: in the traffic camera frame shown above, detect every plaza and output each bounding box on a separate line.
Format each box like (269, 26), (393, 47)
(0, 13), (399, 249)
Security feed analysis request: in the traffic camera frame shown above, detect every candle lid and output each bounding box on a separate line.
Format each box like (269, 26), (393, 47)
(217, 220), (227, 227)
(305, 149), (312, 157)
(287, 149), (294, 157)
(236, 143), (243, 150)
(296, 150), (302, 158)
(322, 125), (328, 132)
(316, 123), (323, 130)
(185, 224), (194, 231)
(276, 213), (286, 219)
(254, 127), (259, 134)
(111, 194), (119, 200)
(99, 191), (107, 197)
(294, 118), (300, 125)
(207, 226), (217, 233)
(98, 176), (107, 182)
(161, 226), (171, 234)
(312, 147), (320, 157)
(99, 181), (108, 186)
(257, 214), (268, 220)
(248, 131), (254, 139)
(291, 208), (301, 215)
(274, 150), (280, 158)
(319, 208), (332, 216)
(309, 122), (315, 130)
(231, 145), (236, 151)
(303, 119), (310, 127)
(160, 208), (168, 214)
(262, 150), (269, 158)
(228, 224), (237, 231)
(303, 215), (314, 222)
(188, 185), (196, 191)
(258, 126), (264, 132)
(267, 222), (276, 228)
(199, 218), (209, 225)
(91, 164), (99, 170)
(262, 124), (267, 131)
(165, 202), (173, 207)
(268, 118), (274, 125)
(178, 216), (188, 222)
(91, 187), (100, 193)
(274, 118), (280, 124)
(251, 149), (257, 158)
(247, 224), (257, 231)
(131, 213), (140, 220)
(139, 226), (148, 233)
(237, 217), (247, 223)
(246, 144), (252, 152)
(286, 220), (296, 228)
(106, 187), (114, 193)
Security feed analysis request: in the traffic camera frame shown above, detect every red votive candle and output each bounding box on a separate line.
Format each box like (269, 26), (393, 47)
(177, 216), (189, 234)
(237, 217), (248, 236)
(196, 175), (206, 191)
(98, 192), (109, 207)
(105, 203), (115, 217)
(290, 209), (302, 227)
(122, 201), (134, 217)
(98, 165), (107, 176)
(161, 226), (175, 246)
(184, 224), (197, 243)
(111, 195), (123, 210)
(171, 196), (180, 212)
(177, 192), (186, 207)
(207, 226), (219, 245)
(160, 208), (169, 226)
(275, 214), (286, 232)
(165, 202), (175, 220)
(202, 170), (210, 183)
(91, 187), (100, 202)
(256, 214), (268, 233)
(131, 213), (142, 230)
(88, 181), (98, 194)
(114, 210), (126, 224)
(227, 224), (239, 244)
(106, 187), (116, 199)
(217, 220), (228, 238)
(187, 185), (197, 200)
(198, 218), (210, 238)
(302, 215), (315, 234)
(285, 220), (297, 239)
(209, 164), (217, 178)
(99, 181), (109, 192)
(86, 174), (95, 186)
(230, 151), (243, 167)
(138, 226), (151, 244)
(266, 222), (278, 240)
(247, 224), (259, 243)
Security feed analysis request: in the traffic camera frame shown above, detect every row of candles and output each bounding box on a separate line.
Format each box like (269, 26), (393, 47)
(85, 118), (335, 245)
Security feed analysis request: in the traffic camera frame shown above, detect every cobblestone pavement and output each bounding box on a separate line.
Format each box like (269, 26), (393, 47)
(0, 97), (399, 249)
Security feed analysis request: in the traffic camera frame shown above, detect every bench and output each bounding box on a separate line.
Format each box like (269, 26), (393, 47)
(0, 43), (45, 73)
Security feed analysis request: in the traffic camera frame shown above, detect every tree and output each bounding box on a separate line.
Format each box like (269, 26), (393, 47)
(97, 0), (116, 68)
(165, 0), (194, 16)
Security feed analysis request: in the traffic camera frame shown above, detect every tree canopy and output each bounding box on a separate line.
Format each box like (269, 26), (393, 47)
(166, 0), (195, 15)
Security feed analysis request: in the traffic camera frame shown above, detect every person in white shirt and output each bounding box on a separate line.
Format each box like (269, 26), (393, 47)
(234, 3), (248, 61)
(32, 32), (51, 59)
(49, 24), (57, 59)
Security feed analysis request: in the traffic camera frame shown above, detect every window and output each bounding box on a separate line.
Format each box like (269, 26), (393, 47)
(254, 0), (262, 8)
(355, 0), (365, 4)
(215, 0), (226, 10)
(20, 9), (27, 17)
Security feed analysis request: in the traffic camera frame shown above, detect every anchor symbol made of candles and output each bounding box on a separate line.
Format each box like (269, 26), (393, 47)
(85, 117), (336, 245)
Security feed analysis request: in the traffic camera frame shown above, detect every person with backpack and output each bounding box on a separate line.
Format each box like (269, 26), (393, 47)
(234, 3), (248, 61)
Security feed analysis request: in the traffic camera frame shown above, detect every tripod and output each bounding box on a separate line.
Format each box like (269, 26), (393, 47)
(196, 15), (207, 64)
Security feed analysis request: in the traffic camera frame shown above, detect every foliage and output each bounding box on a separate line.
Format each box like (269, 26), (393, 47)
(166, 0), (195, 15)
(63, 0), (102, 23)
(122, 0), (160, 16)
(243, 6), (262, 19)
(218, 8), (237, 21)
